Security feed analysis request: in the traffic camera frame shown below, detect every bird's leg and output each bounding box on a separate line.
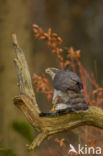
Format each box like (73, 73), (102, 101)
(51, 90), (58, 113)
(52, 98), (58, 112)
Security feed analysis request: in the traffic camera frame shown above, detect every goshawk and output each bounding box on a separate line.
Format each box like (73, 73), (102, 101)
(40, 67), (88, 117)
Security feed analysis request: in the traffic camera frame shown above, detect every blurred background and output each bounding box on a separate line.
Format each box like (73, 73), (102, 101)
(0, 0), (103, 155)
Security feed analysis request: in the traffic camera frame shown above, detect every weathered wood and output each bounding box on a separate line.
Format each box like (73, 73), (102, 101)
(12, 34), (103, 151)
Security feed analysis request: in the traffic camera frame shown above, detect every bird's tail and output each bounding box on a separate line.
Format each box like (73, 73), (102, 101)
(39, 103), (88, 117)
(54, 103), (88, 114)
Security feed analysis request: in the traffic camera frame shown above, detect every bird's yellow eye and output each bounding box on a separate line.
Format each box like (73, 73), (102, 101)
(51, 68), (54, 71)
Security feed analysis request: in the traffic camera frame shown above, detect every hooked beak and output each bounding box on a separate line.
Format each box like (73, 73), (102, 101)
(45, 68), (50, 74)
(45, 68), (54, 74)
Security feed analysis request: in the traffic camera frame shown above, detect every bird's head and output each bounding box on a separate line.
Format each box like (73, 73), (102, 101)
(45, 67), (60, 79)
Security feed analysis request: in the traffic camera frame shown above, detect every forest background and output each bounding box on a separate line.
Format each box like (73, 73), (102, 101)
(0, 0), (103, 156)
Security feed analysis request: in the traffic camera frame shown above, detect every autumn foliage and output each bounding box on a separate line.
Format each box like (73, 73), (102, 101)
(32, 24), (103, 105)
(32, 24), (103, 155)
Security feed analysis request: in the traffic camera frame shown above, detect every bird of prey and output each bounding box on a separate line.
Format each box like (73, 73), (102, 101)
(40, 67), (88, 117)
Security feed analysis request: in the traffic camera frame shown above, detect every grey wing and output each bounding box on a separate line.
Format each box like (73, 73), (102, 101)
(53, 71), (83, 92)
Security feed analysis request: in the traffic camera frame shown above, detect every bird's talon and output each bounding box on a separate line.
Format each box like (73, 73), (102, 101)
(51, 104), (56, 113)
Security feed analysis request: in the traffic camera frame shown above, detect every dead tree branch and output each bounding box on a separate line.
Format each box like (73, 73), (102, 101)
(12, 34), (103, 151)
